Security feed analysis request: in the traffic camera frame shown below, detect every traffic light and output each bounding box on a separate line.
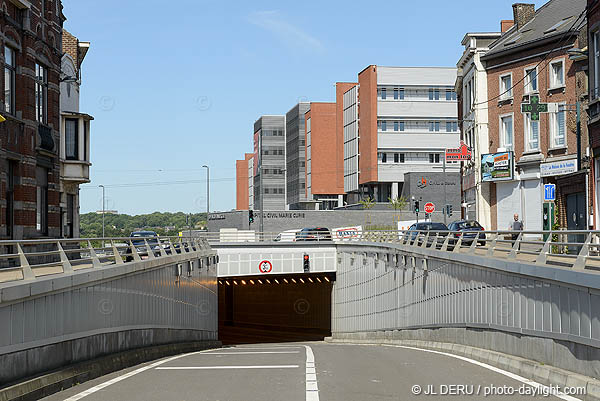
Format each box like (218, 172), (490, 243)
(303, 254), (310, 273)
(446, 204), (453, 217)
(249, 210), (254, 224)
(414, 200), (420, 213)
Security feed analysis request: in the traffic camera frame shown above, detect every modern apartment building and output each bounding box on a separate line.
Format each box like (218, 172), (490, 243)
(456, 30), (502, 227)
(59, 30), (92, 238)
(482, 0), (588, 231)
(305, 102), (343, 209)
(0, 0), (64, 240)
(343, 65), (461, 203)
(253, 115), (286, 211)
(285, 103), (310, 209)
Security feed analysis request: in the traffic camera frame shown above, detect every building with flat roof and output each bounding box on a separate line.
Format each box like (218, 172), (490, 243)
(285, 103), (310, 209)
(253, 115), (286, 211)
(343, 65), (461, 204)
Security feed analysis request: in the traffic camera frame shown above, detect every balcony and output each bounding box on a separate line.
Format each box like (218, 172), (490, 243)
(60, 113), (93, 185)
(38, 124), (54, 152)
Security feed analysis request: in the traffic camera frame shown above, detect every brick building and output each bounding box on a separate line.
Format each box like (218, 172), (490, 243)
(1, 0), (65, 240)
(481, 0), (589, 232)
(588, 0), (600, 229)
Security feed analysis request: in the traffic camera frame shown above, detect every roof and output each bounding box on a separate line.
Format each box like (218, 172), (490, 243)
(483, 0), (586, 60)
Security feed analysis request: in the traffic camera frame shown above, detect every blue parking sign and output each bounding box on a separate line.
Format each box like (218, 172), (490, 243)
(544, 184), (556, 201)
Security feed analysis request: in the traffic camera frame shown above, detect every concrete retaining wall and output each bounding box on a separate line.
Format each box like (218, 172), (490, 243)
(0, 250), (218, 386)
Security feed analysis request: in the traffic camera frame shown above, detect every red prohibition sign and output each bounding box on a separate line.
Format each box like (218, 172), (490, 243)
(259, 260), (273, 273)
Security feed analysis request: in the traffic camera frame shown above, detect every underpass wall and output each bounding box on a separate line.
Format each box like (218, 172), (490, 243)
(0, 250), (219, 386)
(332, 243), (600, 379)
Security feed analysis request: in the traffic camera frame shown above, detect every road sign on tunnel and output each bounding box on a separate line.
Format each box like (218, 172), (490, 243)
(258, 260), (273, 273)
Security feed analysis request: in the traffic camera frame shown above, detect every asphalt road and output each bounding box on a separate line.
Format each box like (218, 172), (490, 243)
(42, 342), (579, 401)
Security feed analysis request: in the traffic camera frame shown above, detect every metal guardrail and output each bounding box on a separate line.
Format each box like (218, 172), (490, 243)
(196, 229), (600, 270)
(0, 236), (211, 283)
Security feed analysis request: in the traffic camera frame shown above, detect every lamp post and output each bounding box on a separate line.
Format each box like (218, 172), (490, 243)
(99, 185), (105, 247)
(202, 165), (209, 216)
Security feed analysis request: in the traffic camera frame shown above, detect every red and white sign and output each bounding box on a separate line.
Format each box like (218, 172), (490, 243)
(332, 226), (363, 242)
(445, 141), (472, 162)
(258, 260), (272, 273)
(424, 202), (435, 214)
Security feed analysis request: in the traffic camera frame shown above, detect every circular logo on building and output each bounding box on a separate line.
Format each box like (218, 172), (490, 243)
(258, 260), (273, 273)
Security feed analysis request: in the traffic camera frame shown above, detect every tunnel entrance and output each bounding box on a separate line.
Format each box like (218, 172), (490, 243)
(218, 273), (334, 345)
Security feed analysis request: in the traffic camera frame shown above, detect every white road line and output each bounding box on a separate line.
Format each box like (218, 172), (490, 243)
(223, 346), (303, 350)
(63, 349), (215, 401)
(369, 344), (581, 401)
(304, 345), (320, 401)
(156, 365), (299, 370)
(202, 351), (300, 355)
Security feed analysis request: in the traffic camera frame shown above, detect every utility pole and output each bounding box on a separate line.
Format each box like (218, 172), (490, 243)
(202, 165), (209, 216)
(99, 185), (105, 248)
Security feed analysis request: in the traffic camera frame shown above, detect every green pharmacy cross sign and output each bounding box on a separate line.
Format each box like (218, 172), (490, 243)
(521, 95), (548, 121)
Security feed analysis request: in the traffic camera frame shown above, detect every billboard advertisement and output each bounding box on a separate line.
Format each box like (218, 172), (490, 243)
(481, 152), (513, 182)
(332, 226), (362, 242)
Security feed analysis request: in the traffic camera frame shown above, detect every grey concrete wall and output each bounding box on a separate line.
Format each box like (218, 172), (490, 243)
(0, 249), (218, 385)
(332, 242), (600, 379)
(208, 210), (446, 232)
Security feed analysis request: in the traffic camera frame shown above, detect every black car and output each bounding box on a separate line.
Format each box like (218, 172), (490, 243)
(296, 227), (332, 242)
(448, 220), (486, 245)
(125, 231), (161, 261)
(406, 222), (449, 246)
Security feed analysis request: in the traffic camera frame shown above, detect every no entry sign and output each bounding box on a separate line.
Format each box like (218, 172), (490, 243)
(424, 202), (435, 214)
(258, 260), (272, 273)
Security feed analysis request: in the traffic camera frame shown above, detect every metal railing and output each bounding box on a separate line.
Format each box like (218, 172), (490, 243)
(197, 229), (600, 270)
(0, 236), (211, 283)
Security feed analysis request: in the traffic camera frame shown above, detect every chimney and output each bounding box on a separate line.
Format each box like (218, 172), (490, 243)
(512, 3), (535, 30)
(501, 20), (515, 33)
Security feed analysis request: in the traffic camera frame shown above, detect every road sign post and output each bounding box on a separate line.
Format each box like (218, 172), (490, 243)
(445, 141), (472, 225)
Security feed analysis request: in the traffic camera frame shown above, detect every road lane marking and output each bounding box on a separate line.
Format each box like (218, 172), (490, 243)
(63, 349), (216, 401)
(304, 345), (320, 401)
(156, 365), (299, 370)
(357, 343), (581, 401)
(202, 351), (300, 355)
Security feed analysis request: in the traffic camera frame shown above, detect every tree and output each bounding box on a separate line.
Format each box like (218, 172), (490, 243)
(359, 196), (375, 210)
(388, 196), (408, 223)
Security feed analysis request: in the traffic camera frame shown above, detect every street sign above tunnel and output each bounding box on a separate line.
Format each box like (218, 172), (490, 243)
(258, 260), (273, 273)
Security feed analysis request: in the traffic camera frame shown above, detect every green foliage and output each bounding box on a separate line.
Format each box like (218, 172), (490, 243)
(80, 212), (207, 238)
(388, 196), (408, 211)
(359, 196), (375, 210)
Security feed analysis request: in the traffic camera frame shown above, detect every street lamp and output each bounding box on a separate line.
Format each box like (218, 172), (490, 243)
(99, 185), (105, 247)
(202, 165), (209, 216)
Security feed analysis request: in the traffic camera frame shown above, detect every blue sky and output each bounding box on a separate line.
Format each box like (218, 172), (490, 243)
(64, 0), (547, 215)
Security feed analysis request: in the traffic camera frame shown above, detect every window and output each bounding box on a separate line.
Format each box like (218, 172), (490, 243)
(429, 154), (440, 163)
(36, 166), (48, 234)
(399, 121), (405, 131)
(65, 119), (78, 160)
(446, 122), (456, 132)
(6, 161), (17, 238)
(394, 121), (398, 131)
(500, 115), (513, 150)
(35, 63), (47, 123)
(394, 153), (399, 163)
(399, 153), (405, 163)
(394, 88), (398, 100)
(500, 74), (512, 100)
(550, 60), (565, 88)
(524, 113), (539, 151)
(381, 121), (387, 131)
(382, 153), (387, 163)
(381, 88), (386, 100)
(429, 122), (440, 132)
(429, 89), (439, 100)
(524, 67), (538, 93)
(594, 31), (600, 98)
(549, 107), (566, 147)
(446, 90), (456, 100)
(398, 89), (404, 99)
(4, 46), (15, 114)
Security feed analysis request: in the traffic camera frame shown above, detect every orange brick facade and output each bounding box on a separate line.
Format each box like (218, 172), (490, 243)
(235, 153), (253, 210)
(305, 102), (342, 197)
(358, 65), (378, 185)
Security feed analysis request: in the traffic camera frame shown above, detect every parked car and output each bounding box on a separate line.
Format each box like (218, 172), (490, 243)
(447, 220), (486, 245)
(274, 229), (301, 242)
(296, 227), (332, 242)
(406, 222), (449, 246)
(125, 231), (161, 261)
